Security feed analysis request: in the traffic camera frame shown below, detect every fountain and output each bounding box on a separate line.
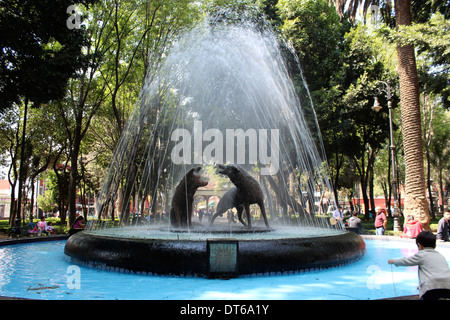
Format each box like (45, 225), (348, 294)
(65, 6), (365, 278)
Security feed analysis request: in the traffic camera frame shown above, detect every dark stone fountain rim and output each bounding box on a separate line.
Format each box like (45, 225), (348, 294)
(65, 229), (366, 278)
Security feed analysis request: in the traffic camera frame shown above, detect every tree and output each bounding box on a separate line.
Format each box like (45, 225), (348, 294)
(277, 0), (394, 213)
(387, 11), (450, 215)
(427, 108), (450, 211)
(389, 13), (450, 109)
(277, 0), (353, 206)
(36, 190), (55, 214)
(54, 0), (204, 226)
(330, 0), (432, 229)
(92, 0), (202, 225)
(55, 1), (115, 227)
(277, 0), (351, 92)
(0, 107), (21, 224)
(344, 73), (391, 219)
(0, 0), (97, 224)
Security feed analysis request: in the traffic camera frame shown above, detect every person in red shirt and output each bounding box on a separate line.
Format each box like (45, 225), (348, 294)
(400, 215), (423, 239)
(374, 207), (387, 235)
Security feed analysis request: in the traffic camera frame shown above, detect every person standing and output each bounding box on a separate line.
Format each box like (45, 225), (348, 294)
(388, 231), (450, 300)
(437, 209), (450, 242)
(374, 207), (387, 235)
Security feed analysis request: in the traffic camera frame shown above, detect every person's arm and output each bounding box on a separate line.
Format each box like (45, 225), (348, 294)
(388, 251), (423, 266)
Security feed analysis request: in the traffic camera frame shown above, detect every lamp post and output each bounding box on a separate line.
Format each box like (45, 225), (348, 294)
(372, 81), (401, 232)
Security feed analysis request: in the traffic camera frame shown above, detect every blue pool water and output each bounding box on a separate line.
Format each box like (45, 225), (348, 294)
(0, 237), (449, 300)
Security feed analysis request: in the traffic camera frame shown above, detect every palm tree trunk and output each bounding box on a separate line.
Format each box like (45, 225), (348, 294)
(395, 0), (430, 229)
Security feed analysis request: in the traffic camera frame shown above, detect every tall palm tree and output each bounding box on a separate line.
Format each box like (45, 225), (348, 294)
(330, 0), (431, 229)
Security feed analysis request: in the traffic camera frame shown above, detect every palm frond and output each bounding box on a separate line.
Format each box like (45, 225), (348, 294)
(330, 0), (381, 23)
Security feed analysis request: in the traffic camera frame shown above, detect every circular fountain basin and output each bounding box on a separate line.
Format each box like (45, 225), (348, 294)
(64, 226), (366, 277)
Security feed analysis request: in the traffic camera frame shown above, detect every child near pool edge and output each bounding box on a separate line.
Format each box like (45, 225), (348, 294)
(388, 230), (450, 300)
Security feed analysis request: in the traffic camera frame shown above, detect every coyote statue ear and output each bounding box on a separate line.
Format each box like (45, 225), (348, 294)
(187, 167), (202, 175)
(187, 167), (196, 175)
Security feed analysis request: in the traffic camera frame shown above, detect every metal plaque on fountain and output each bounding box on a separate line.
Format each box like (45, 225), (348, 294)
(207, 239), (238, 279)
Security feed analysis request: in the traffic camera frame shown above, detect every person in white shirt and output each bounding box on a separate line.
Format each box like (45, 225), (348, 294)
(332, 206), (344, 227)
(388, 231), (450, 300)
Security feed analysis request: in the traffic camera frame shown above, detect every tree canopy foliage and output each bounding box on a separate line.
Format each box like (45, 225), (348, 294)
(0, 0), (97, 110)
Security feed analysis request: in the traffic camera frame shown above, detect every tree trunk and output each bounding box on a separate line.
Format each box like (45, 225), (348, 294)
(369, 168), (375, 214)
(16, 98), (29, 224)
(29, 179), (35, 219)
(426, 148), (436, 219)
(395, 0), (430, 229)
(438, 166), (445, 212)
(361, 184), (370, 220)
(68, 127), (82, 227)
